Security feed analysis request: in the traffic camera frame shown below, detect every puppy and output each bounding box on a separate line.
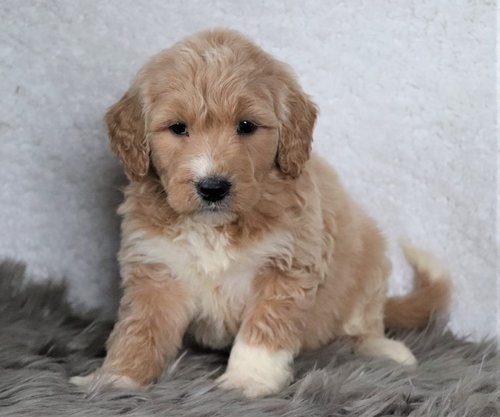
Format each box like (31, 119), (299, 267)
(71, 29), (451, 398)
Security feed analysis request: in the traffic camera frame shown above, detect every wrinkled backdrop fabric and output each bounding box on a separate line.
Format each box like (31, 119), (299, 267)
(0, 1), (496, 341)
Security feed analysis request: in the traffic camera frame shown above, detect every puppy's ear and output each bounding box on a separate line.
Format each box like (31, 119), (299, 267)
(276, 84), (318, 178)
(105, 90), (149, 182)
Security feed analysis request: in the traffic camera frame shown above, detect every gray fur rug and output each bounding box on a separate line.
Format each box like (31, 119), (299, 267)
(0, 260), (498, 417)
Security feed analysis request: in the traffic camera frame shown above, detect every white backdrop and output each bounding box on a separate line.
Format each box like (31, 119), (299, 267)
(0, 1), (497, 341)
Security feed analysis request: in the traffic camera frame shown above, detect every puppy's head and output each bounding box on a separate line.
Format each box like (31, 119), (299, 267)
(106, 29), (317, 223)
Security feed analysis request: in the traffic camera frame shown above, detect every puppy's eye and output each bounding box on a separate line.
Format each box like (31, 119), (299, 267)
(237, 120), (257, 135)
(169, 122), (189, 136)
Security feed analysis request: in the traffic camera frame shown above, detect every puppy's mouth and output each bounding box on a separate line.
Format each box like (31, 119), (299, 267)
(201, 199), (230, 212)
(198, 197), (234, 215)
(193, 203), (237, 225)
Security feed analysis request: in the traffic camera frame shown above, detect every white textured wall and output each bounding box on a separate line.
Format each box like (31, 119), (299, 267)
(0, 1), (497, 341)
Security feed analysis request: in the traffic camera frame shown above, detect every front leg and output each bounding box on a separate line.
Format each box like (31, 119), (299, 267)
(218, 269), (316, 397)
(71, 263), (191, 389)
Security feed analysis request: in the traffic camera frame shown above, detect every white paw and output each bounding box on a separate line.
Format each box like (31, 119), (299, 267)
(358, 337), (417, 366)
(385, 341), (418, 366)
(217, 337), (293, 397)
(70, 371), (140, 390)
(216, 369), (288, 398)
(69, 373), (96, 388)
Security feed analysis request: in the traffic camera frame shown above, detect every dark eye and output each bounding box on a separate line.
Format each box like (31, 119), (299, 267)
(237, 120), (257, 135)
(169, 122), (189, 136)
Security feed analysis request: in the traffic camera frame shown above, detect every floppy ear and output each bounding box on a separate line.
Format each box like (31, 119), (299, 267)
(276, 84), (318, 178)
(105, 90), (149, 182)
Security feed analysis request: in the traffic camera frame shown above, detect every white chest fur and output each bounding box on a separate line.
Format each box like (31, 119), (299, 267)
(120, 220), (293, 341)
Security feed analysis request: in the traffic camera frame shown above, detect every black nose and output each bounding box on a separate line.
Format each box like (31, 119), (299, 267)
(196, 177), (231, 202)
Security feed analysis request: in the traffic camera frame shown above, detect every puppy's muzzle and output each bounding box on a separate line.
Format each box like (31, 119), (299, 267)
(196, 176), (231, 203)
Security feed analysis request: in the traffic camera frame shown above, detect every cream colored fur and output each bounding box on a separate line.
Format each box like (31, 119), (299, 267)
(119, 218), (293, 349)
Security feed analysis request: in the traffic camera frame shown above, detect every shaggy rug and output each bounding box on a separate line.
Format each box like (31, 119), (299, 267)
(0, 260), (498, 417)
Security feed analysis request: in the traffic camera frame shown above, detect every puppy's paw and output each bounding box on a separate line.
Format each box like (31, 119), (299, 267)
(69, 373), (96, 388)
(217, 339), (293, 398)
(217, 368), (290, 398)
(357, 337), (417, 367)
(70, 371), (140, 390)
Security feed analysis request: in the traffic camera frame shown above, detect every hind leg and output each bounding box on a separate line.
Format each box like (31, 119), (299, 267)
(355, 335), (417, 366)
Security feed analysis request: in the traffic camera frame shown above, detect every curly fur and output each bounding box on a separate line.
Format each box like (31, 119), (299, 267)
(72, 29), (452, 397)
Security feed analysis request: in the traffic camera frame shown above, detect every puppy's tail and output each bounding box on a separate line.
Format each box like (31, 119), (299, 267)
(384, 241), (452, 330)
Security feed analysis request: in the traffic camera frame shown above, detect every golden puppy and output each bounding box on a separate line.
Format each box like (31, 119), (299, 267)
(71, 29), (451, 397)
